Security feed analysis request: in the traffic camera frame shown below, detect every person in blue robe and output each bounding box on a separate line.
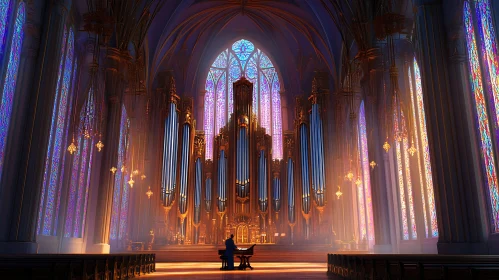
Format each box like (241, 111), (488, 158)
(225, 234), (237, 270)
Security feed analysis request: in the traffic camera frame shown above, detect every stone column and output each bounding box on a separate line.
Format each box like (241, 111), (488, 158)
(361, 56), (393, 253)
(415, 0), (488, 254)
(0, 0), (70, 254)
(90, 48), (127, 253)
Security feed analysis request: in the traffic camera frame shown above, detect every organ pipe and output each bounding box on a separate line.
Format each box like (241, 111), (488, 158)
(161, 95), (180, 208)
(310, 103), (326, 207)
(300, 124), (311, 215)
(287, 158), (295, 224)
(178, 123), (191, 215)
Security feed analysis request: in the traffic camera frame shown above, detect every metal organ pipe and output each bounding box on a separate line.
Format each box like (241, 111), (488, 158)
(179, 124), (191, 214)
(273, 176), (281, 212)
(287, 158), (295, 223)
(300, 124), (310, 214)
(258, 149), (268, 212)
(194, 158), (202, 224)
(205, 176), (212, 212)
(161, 103), (179, 207)
(310, 104), (326, 206)
(218, 150), (227, 212)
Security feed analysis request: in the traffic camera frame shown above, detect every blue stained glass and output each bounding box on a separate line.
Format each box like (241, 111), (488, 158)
(212, 49), (228, 68)
(0, 0), (11, 57)
(204, 39), (283, 160)
(110, 105), (129, 240)
(259, 52), (274, 68)
(232, 39), (255, 69)
(38, 26), (68, 235)
(0, 1), (23, 186)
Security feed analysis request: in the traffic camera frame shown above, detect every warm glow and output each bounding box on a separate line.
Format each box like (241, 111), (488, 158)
(369, 161), (377, 170)
(110, 167), (117, 174)
(128, 176), (135, 188)
(383, 141), (391, 152)
(336, 186), (343, 199)
(146, 186), (153, 199)
(95, 140), (104, 152)
(67, 140), (77, 155)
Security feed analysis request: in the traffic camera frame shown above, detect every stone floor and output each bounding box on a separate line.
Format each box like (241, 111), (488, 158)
(141, 262), (329, 279)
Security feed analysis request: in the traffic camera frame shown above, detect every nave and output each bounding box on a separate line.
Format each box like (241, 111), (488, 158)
(142, 262), (328, 280)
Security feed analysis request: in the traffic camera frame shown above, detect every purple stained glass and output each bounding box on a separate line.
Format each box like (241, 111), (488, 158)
(204, 73), (215, 160)
(464, 1), (499, 232)
(271, 73), (283, 159)
(259, 52), (273, 68)
(110, 105), (129, 240)
(215, 72), (226, 135)
(73, 137), (89, 237)
(64, 138), (82, 237)
(260, 70), (271, 133)
(211, 49), (228, 68)
(0, 0), (11, 56)
(43, 27), (74, 235)
(0, 1), (22, 186)
(38, 25), (67, 235)
(476, 0), (499, 128)
(204, 39), (283, 160)
(80, 142), (94, 238)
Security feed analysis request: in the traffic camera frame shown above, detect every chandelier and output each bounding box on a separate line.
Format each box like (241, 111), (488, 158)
(146, 186), (153, 199)
(369, 161), (377, 170)
(408, 141), (417, 156)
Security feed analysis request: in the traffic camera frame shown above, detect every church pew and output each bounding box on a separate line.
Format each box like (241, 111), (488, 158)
(327, 253), (499, 279)
(0, 253), (155, 279)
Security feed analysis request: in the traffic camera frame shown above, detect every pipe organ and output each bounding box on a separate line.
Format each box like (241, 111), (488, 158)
(158, 75), (333, 246)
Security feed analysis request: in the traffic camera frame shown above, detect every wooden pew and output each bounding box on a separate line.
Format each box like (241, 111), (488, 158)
(0, 253), (156, 280)
(327, 254), (499, 280)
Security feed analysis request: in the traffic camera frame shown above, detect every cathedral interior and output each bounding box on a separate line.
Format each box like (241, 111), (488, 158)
(1, 0), (499, 278)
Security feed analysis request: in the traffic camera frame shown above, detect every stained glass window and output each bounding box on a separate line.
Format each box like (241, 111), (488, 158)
(412, 60), (438, 237)
(64, 90), (95, 238)
(358, 101), (375, 244)
(0, 0), (11, 57)
(0, 1), (23, 186)
(110, 105), (131, 241)
(204, 39), (283, 160)
(464, 1), (499, 232)
(37, 26), (76, 236)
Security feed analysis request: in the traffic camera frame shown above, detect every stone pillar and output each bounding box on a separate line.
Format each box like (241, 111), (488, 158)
(361, 57), (393, 252)
(415, 0), (488, 254)
(90, 48), (127, 253)
(0, 0), (70, 254)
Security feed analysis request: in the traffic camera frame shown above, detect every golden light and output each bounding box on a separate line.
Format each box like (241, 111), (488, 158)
(355, 177), (362, 186)
(110, 167), (117, 174)
(146, 186), (153, 199)
(96, 140), (104, 152)
(67, 140), (77, 155)
(133, 169), (140, 176)
(383, 141), (391, 152)
(346, 171), (354, 181)
(141, 174), (147, 180)
(121, 165), (126, 173)
(408, 142), (417, 156)
(335, 186), (343, 199)
(370, 161), (377, 170)
(128, 176), (135, 188)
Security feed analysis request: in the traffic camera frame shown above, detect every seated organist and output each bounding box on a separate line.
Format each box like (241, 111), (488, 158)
(219, 235), (255, 270)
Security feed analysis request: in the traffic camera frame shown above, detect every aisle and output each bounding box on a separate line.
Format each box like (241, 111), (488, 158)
(141, 262), (328, 279)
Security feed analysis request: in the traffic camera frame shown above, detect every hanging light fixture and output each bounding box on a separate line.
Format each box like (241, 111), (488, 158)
(96, 140), (104, 152)
(110, 167), (117, 174)
(346, 171), (354, 181)
(128, 175), (135, 188)
(121, 165), (127, 173)
(369, 161), (377, 170)
(383, 140), (391, 152)
(67, 137), (77, 155)
(141, 174), (146, 180)
(408, 140), (417, 156)
(146, 186), (153, 199)
(336, 186), (343, 200)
